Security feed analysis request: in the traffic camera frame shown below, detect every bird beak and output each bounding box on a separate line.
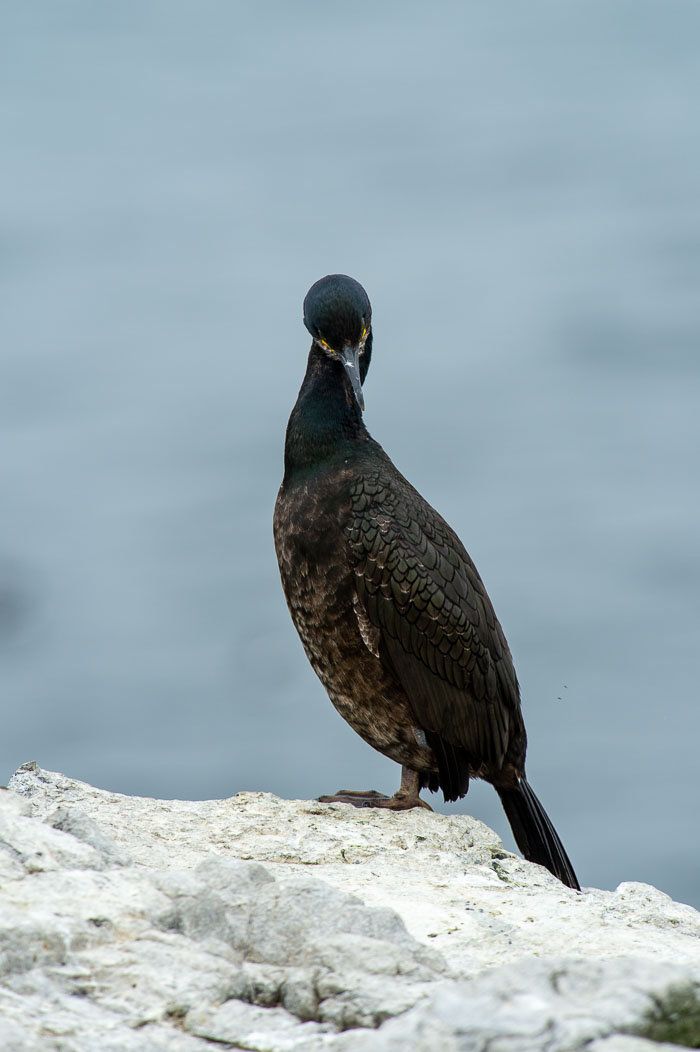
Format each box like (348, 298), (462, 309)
(340, 344), (365, 412)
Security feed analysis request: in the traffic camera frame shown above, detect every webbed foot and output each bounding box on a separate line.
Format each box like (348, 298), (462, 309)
(317, 788), (433, 811)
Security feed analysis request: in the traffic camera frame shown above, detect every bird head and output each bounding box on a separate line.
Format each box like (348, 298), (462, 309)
(303, 274), (372, 411)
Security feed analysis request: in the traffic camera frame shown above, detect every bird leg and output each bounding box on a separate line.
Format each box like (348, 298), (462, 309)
(317, 765), (433, 811)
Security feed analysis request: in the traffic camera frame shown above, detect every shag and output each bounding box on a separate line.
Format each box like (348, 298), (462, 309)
(273, 274), (579, 890)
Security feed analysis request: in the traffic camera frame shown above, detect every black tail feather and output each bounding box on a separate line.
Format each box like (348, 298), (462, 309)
(496, 778), (580, 890)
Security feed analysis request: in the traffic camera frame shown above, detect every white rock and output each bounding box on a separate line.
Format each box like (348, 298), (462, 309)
(1, 762), (698, 1051)
(591, 1038), (690, 1052)
(330, 957), (698, 1051)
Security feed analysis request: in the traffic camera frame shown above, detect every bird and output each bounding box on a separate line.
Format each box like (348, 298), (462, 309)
(273, 274), (579, 890)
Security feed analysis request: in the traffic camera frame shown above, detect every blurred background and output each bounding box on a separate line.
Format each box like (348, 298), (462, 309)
(2, 2), (699, 907)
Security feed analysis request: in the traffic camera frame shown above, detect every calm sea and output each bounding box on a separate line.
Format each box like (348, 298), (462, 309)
(2, 2), (699, 907)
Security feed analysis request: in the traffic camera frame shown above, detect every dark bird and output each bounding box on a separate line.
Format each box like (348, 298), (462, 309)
(273, 274), (579, 890)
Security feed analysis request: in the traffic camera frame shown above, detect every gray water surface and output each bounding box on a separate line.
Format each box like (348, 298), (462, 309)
(2, 3), (699, 907)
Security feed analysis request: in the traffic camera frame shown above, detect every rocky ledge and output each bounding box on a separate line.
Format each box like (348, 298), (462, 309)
(1, 762), (699, 1051)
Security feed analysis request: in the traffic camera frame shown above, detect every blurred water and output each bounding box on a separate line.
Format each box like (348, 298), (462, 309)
(2, 2), (699, 907)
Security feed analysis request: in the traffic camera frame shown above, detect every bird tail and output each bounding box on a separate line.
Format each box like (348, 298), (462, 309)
(496, 777), (580, 890)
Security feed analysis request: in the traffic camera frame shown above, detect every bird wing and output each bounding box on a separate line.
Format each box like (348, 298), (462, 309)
(345, 462), (521, 776)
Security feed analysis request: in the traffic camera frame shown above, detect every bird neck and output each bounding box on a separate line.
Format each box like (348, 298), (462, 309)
(283, 345), (369, 479)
